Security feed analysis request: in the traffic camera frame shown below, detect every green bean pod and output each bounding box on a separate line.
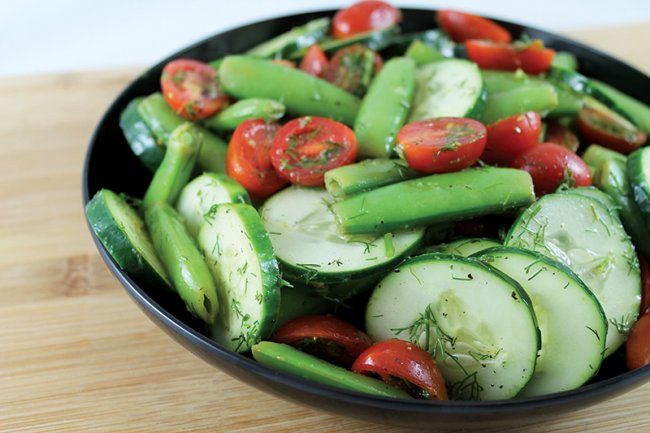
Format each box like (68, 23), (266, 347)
(219, 55), (361, 125)
(145, 202), (219, 324)
(143, 122), (201, 208)
(405, 40), (445, 66)
(137, 93), (228, 173)
(324, 158), (422, 199)
(203, 98), (285, 131)
(354, 57), (416, 158)
(331, 167), (535, 234)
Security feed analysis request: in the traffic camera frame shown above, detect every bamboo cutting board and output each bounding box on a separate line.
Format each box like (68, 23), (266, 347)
(1, 23), (650, 433)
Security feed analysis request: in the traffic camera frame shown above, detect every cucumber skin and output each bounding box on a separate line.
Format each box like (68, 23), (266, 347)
(86, 189), (171, 290)
(627, 147), (650, 228)
(119, 97), (165, 172)
(252, 342), (411, 399)
(145, 203), (219, 325)
(589, 79), (650, 134)
(332, 167), (535, 234)
(219, 55), (360, 126)
(246, 17), (330, 59)
(202, 203), (282, 351)
(354, 57), (416, 159)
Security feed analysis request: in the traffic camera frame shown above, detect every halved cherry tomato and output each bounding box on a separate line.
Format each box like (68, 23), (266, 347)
(436, 9), (511, 43)
(545, 120), (580, 152)
(324, 44), (383, 97)
(396, 117), (487, 173)
(226, 119), (287, 199)
(465, 39), (555, 75)
(626, 313), (650, 370)
(510, 142), (592, 196)
(577, 107), (647, 154)
(483, 111), (542, 165)
(639, 255), (650, 316)
(160, 59), (229, 120)
(270, 116), (357, 186)
(300, 45), (328, 77)
(352, 339), (448, 400)
(332, 0), (402, 39)
(271, 315), (373, 367)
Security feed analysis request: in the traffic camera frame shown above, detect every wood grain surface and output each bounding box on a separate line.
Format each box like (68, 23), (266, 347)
(1, 23), (649, 433)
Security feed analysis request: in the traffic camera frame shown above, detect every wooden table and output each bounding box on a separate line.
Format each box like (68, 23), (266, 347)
(2, 23), (649, 433)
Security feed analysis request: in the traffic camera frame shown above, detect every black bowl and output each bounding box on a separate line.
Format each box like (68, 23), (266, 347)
(82, 8), (650, 429)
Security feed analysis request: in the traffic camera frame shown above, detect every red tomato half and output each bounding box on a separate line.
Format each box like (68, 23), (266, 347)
(332, 0), (402, 39)
(510, 142), (592, 196)
(627, 313), (650, 370)
(436, 9), (511, 43)
(226, 119), (287, 199)
(577, 107), (647, 154)
(160, 59), (229, 120)
(271, 116), (357, 186)
(396, 117), (487, 173)
(483, 111), (542, 165)
(640, 255), (650, 316)
(300, 45), (328, 77)
(544, 120), (580, 152)
(271, 315), (373, 367)
(465, 39), (555, 75)
(352, 339), (448, 400)
(324, 44), (383, 97)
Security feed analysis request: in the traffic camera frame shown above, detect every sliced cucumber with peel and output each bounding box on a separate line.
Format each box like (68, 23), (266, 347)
(246, 17), (330, 58)
(475, 247), (607, 397)
(260, 186), (424, 285)
(175, 173), (251, 238)
(198, 203), (281, 353)
(627, 147), (650, 227)
(422, 237), (500, 257)
(366, 253), (539, 401)
(408, 58), (485, 122)
(505, 192), (641, 357)
(86, 189), (171, 290)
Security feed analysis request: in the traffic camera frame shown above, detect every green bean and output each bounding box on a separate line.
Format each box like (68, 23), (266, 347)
(143, 123), (200, 208)
(204, 98), (285, 131)
(405, 40), (445, 66)
(331, 167), (535, 234)
(324, 158), (421, 199)
(219, 55), (361, 125)
(354, 57), (416, 158)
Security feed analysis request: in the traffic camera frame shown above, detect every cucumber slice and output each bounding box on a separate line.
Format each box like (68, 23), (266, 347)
(246, 17), (330, 58)
(505, 193), (641, 357)
(198, 203), (281, 352)
(475, 247), (607, 397)
(563, 186), (618, 213)
(408, 59), (485, 122)
(287, 25), (398, 59)
(627, 147), (650, 227)
(423, 238), (500, 257)
(175, 173), (251, 237)
(366, 254), (539, 401)
(86, 189), (171, 289)
(260, 186), (424, 285)
(119, 97), (164, 172)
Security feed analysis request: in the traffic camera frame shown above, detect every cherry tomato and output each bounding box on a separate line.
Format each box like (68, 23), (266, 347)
(626, 313), (650, 370)
(352, 339), (448, 400)
(271, 315), (373, 367)
(436, 9), (511, 43)
(577, 107), (647, 155)
(324, 44), (382, 97)
(483, 112), (542, 165)
(544, 120), (580, 152)
(639, 255), (650, 316)
(300, 45), (328, 77)
(465, 39), (555, 75)
(270, 116), (357, 187)
(396, 117), (487, 173)
(332, 1), (402, 39)
(510, 142), (592, 196)
(160, 59), (229, 121)
(226, 119), (287, 199)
